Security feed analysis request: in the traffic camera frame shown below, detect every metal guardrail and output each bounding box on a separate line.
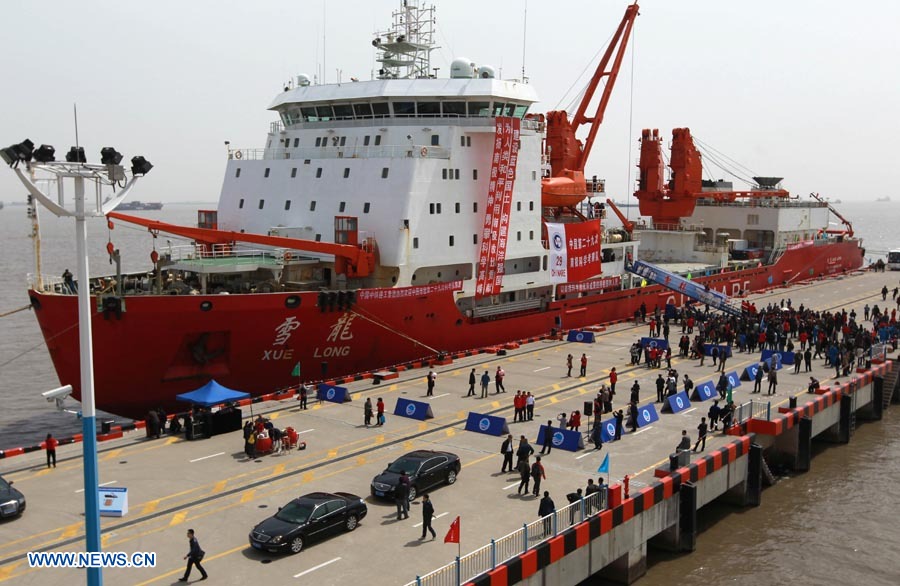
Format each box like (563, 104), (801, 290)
(228, 144), (452, 161)
(407, 491), (606, 586)
(734, 399), (771, 425)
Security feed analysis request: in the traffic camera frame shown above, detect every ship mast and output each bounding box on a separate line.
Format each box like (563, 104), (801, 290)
(373, 0), (437, 79)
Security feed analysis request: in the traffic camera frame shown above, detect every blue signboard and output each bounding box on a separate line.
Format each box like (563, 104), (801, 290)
(567, 330), (596, 344)
(536, 425), (584, 452)
(636, 403), (660, 428)
(317, 383), (351, 404)
(640, 337), (669, 351)
(394, 398), (434, 421)
(99, 486), (128, 517)
(761, 349), (794, 365)
(663, 391), (692, 414)
(630, 260), (739, 316)
(741, 364), (760, 381)
(464, 412), (509, 436)
(724, 371), (742, 389)
(599, 418), (621, 443)
(691, 381), (717, 402)
(702, 343), (733, 358)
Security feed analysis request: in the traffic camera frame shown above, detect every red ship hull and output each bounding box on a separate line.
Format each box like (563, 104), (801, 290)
(29, 240), (863, 419)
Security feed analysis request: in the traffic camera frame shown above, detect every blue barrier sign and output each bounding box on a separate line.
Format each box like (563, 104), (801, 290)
(761, 349), (794, 366)
(636, 403), (660, 428)
(724, 371), (741, 389)
(663, 391), (692, 414)
(317, 383), (351, 404)
(741, 364), (760, 381)
(691, 381), (717, 402)
(702, 343), (733, 358)
(464, 412), (509, 436)
(567, 330), (596, 343)
(394, 398), (434, 421)
(536, 425), (584, 452)
(599, 418), (621, 443)
(640, 337), (669, 351)
(99, 486), (128, 517)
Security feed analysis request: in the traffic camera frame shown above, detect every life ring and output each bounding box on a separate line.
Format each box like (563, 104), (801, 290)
(283, 252), (292, 262)
(234, 150), (243, 160)
(420, 146), (428, 157)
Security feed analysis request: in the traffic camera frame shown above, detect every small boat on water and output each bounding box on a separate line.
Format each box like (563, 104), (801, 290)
(115, 200), (163, 211)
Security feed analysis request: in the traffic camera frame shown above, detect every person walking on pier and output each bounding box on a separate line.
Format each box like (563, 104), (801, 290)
(395, 471), (411, 520)
(882, 285), (888, 301)
(44, 433), (57, 468)
(538, 491), (556, 537)
(298, 383), (308, 410)
(864, 303), (870, 321)
(718, 349), (728, 373)
(517, 458), (532, 494)
(376, 397), (385, 426)
(480, 370), (491, 398)
(540, 421), (554, 455)
(420, 494), (436, 540)
(566, 354), (573, 377)
(495, 366), (506, 393)
(526, 392), (535, 420)
(708, 400), (721, 431)
(517, 435), (535, 465)
(426, 369), (436, 396)
(655, 374), (665, 403)
(501, 434), (515, 473)
(628, 402), (639, 433)
(613, 409), (624, 440)
(467, 368), (476, 397)
(693, 417), (708, 452)
(531, 456), (546, 496)
(767, 368), (778, 395)
(609, 367), (618, 395)
(804, 348), (813, 372)
(179, 529), (207, 582)
(753, 364), (764, 393)
(580, 354), (588, 377)
(364, 398), (374, 427)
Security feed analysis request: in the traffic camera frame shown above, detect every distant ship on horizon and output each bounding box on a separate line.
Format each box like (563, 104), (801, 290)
(876, 196), (891, 202)
(116, 200), (163, 211)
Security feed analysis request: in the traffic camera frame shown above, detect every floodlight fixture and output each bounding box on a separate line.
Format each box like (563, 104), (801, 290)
(130, 155), (153, 176)
(100, 147), (123, 165)
(65, 146), (87, 163)
(33, 144), (56, 163)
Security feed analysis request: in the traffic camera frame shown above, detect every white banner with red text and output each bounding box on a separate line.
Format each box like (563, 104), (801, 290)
(546, 221), (602, 284)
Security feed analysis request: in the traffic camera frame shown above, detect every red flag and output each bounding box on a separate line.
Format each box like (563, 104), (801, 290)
(444, 515), (460, 544)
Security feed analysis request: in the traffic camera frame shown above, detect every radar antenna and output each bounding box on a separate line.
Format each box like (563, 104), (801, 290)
(372, 1), (438, 79)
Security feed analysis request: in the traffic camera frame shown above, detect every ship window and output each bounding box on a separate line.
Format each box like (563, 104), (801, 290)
(258, 199), (265, 209)
(264, 168), (270, 178)
(429, 203), (435, 214)
(473, 234), (478, 244)
(343, 168), (350, 178)
(431, 134), (439, 146)
(315, 137), (322, 147)
(316, 168), (323, 178)
(543, 256), (548, 270)
(339, 202), (346, 212)
(374, 135), (382, 146)
(529, 230), (534, 240)
(339, 136), (347, 147)
(468, 102), (490, 117)
(504, 103), (516, 116)
(293, 138), (299, 147)
(315, 105), (334, 120)
(492, 102), (507, 117)
(449, 235), (455, 246)
(454, 169), (460, 180)
(413, 237), (419, 249)
(304, 159), (310, 164)
(321, 137), (327, 148)
(466, 136), (472, 147)
(514, 104), (529, 118)
(354, 103), (373, 118)
(372, 102), (389, 117)
(473, 169), (478, 180)
(285, 200), (292, 211)
(532, 171), (537, 180)
(364, 135), (371, 146)
(333, 104), (353, 119)
(239, 198), (244, 209)
(200, 301), (213, 312)
(364, 202), (370, 213)
(285, 295), (300, 308)
(291, 167), (297, 178)
(517, 202), (522, 211)
(455, 202), (460, 213)
(393, 101), (415, 116)
(443, 101), (466, 117)
(437, 203), (442, 213)
(529, 201), (534, 211)
(417, 101), (440, 116)
(460, 136), (466, 147)
(301, 107), (318, 121)
(517, 231), (522, 241)
(442, 169), (448, 180)
(235, 168), (241, 178)
(473, 202), (478, 213)
(382, 167), (389, 178)
(283, 138), (290, 147)
(310, 201), (316, 211)
(315, 233), (321, 241)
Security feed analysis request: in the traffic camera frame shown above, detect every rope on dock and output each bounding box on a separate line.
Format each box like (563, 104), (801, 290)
(0, 304), (31, 318)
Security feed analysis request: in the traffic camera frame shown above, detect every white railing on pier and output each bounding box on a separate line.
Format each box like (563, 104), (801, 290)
(871, 343), (888, 363)
(734, 399), (771, 425)
(406, 491), (606, 586)
(228, 144), (451, 162)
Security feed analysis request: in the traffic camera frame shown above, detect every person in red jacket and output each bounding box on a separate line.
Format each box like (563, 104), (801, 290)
(376, 397), (386, 426)
(45, 433), (58, 468)
(609, 367), (618, 395)
(568, 410), (582, 432)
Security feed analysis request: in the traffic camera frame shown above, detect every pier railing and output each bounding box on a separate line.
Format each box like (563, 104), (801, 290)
(408, 491), (607, 586)
(734, 399), (771, 425)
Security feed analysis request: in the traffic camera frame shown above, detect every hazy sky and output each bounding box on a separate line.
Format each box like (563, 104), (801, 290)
(1, 0), (898, 205)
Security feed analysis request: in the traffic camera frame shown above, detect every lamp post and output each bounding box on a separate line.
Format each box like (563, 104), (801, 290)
(3, 140), (149, 586)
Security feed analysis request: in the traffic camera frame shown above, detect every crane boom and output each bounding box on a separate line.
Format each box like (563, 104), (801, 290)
(808, 192), (853, 237)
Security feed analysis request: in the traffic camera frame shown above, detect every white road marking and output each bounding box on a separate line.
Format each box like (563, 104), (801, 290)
(296, 429), (315, 434)
(430, 393), (449, 399)
(294, 557), (342, 578)
(76, 481), (116, 493)
(190, 452), (225, 463)
(575, 451), (596, 460)
(633, 427), (653, 436)
(413, 512), (449, 527)
(680, 407), (697, 415)
(503, 482), (520, 490)
(533, 366), (551, 372)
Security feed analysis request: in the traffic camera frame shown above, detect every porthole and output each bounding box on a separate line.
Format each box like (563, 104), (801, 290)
(200, 301), (213, 312)
(285, 295), (300, 308)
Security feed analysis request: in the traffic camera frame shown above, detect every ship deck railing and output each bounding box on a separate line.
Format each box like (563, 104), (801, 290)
(28, 274), (73, 295)
(163, 244), (292, 266)
(406, 492), (607, 586)
(471, 297), (543, 318)
(229, 143), (454, 161)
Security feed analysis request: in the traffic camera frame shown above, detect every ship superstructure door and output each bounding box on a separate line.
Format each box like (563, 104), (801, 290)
(334, 216), (359, 246)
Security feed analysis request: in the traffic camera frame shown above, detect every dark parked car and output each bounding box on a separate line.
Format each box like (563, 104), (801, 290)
(371, 449), (461, 501)
(0, 476), (25, 518)
(249, 492), (367, 554)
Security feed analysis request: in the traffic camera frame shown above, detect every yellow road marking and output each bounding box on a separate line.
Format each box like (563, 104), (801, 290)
(211, 480), (227, 494)
(553, 383), (560, 390)
(239, 490), (256, 504)
(356, 456), (367, 466)
(132, 544), (247, 586)
(491, 401), (501, 408)
(59, 523), (81, 539)
(328, 448), (338, 458)
(418, 422), (428, 431)
(0, 562), (22, 580)
(140, 500), (159, 515)
(33, 469), (52, 477)
(302, 472), (315, 483)
(445, 428), (456, 437)
(403, 441), (414, 451)
(457, 410), (467, 419)
(550, 396), (559, 403)
(272, 464), (286, 476)
(101, 449), (122, 461)
(169, 511), (187, 527)
(269, 411), (280, 420)
(165, 437), (179, 445)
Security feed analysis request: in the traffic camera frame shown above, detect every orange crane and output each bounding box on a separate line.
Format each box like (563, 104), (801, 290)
(808, 192), (853, 237)
(107, 211), (376, 278)
(604, 198), (634, 234)
(542, 2), (639, 209)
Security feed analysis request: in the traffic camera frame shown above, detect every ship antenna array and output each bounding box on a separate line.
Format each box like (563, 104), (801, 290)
(372, 0), (438, 79)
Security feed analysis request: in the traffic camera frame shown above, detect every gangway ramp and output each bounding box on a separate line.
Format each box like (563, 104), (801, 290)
(628, 259), (743, 316)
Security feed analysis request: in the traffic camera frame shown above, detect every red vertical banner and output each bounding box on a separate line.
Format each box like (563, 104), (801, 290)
(547, 220), (602, 283)
(475, 117), (520, 298)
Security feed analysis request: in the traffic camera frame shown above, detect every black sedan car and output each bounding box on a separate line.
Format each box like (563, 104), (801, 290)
(0, 476), (25, 518)
(249, 492), (366, 554)
(371, 449), (461, 501)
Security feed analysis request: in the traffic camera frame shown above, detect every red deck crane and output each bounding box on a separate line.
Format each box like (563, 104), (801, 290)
(541, 2), (639, 209)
